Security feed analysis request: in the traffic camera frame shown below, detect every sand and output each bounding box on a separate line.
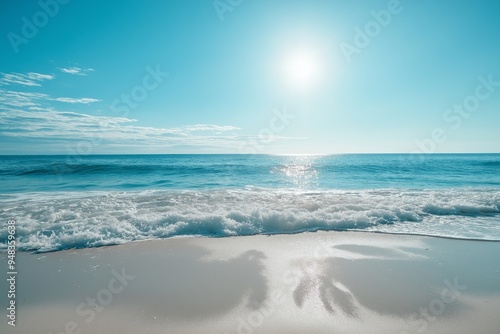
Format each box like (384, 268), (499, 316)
(1, 231), (499, 333)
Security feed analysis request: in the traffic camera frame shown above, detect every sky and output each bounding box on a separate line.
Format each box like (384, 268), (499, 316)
(0, 0), (499, 154)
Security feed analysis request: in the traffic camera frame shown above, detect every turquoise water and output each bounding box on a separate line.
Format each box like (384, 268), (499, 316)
(1, 154), (499, 192)
(1, 154), (499, 251)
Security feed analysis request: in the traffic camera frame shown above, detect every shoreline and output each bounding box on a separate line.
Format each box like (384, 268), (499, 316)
(4, 228), (500, 256)
(3, 186), (500, 252)
(1, 231), (500, 333)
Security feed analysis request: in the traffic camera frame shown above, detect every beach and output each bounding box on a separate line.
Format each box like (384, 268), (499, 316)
(1, 154), (499, 333)
(1, 231), (499, 333)
(2, 0), (500, 331)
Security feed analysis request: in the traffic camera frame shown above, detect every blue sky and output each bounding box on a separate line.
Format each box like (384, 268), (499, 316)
(1, 0), (499, 154)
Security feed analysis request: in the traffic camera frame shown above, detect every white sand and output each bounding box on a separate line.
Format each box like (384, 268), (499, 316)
(1, 231), (500, 333)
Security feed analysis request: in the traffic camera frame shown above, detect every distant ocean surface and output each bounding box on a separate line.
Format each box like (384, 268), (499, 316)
(1, 154), (499, 252)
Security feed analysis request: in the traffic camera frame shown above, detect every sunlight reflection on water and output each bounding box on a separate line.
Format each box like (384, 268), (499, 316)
(273, 155), (320, 187)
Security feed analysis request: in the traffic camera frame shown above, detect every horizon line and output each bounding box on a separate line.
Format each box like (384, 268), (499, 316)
(1, 152), (499, 156)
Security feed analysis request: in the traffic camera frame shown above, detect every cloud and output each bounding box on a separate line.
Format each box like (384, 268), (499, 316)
(0, 72), (54, 86)
(0, 88), (236, 147)
(183, 124), (241, 132)
(0, 108), (238, 146)
(0, 69), (303, 153)
(0, 107), (303, 153)
(0, 89), (101, 108)
(0, 89), (50, 107)
(54, 97), (101, 104)
(59, 67), (95, 76)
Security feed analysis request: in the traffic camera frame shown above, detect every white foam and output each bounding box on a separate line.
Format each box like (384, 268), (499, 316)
(1, 188), (499, 252)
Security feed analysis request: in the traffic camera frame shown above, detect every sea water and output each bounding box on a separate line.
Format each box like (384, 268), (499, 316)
(0, 154), (499, 252)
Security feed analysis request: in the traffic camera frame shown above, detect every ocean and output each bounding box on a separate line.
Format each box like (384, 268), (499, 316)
(1, 154), (499, 252)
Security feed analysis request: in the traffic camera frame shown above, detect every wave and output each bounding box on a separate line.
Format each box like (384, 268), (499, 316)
(1, 188), (499, 252)
(2, 162), (264, 177)
(479, 161), (500, 167)
(6, 163), (159, 176)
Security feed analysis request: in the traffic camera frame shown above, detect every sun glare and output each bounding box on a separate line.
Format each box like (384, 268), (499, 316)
(283, 50), (320, 89)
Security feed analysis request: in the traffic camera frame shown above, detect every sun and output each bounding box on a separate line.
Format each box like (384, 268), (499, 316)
(283, 50), (320, 89)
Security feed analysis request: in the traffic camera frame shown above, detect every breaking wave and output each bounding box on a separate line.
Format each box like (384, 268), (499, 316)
(1, 188), (499, 252)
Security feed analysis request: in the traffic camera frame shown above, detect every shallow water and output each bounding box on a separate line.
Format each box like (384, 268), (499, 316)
(1, 154), (499, 251)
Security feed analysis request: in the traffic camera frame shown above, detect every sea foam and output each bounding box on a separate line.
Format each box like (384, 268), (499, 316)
(1, 188), (499, 252)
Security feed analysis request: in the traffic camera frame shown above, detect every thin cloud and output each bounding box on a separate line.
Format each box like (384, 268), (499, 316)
(0, 72), (54, 86)
(0, 108), (235, 144)
(0, 89), (101, 108)
(0, 69), (303, 152)
(59, 67), (95, 76)
(54, 97), (101, 104)
(0, 89), (50, 107)
(0, 107), (302, 151)
(184, 124), (240, 132)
